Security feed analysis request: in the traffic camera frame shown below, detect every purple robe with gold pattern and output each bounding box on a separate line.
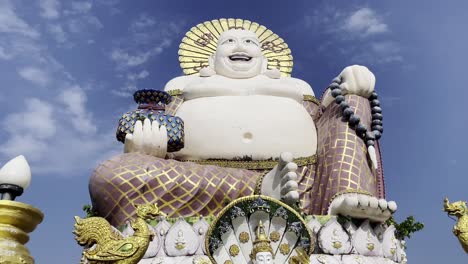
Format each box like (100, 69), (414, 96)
(89, 94), (384, 227)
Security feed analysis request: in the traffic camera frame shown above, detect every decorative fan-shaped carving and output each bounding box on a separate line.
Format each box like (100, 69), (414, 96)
(179, 18), (293, 77)
(205, 195), (313, 263)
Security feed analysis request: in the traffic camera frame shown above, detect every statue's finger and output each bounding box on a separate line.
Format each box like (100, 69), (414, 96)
(378, 199), (388, 210)
(142, 119), (152, 154)
(280, 162), (297, 178)
(282, 191), (299, 204)
(369, 70), (376, 93)
(339, 66), (353, 82)
(278, 152), (293, 170)
(340, 82), (350, 95)
(281, 171), (297, 186)
(281, 181), (298, 196)
(159, 125), (168, 158)
(133, 120), (144, 149)
(388, 201), (398, 212)
(124, 133), (134, 153)
(150, 121), (159, 156)
(354, 66), (368, 91)
(369, 197), (379, 209)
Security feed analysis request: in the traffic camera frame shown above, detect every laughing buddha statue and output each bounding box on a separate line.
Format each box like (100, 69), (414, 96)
(89, 19), (386, 227)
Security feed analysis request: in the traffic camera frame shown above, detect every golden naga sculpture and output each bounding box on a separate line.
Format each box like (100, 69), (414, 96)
(443, 198), (468, 253)
(289, 248), (311, 264)
(73, 204), (166, 264)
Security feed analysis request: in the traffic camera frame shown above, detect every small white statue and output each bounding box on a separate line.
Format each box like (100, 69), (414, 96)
(251, 221), (274, 264)
(255, 251), (273, 264)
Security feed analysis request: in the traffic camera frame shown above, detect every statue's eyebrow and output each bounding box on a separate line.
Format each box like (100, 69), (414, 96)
(219, 36), (234, 44)
(243, 37), (260, 46)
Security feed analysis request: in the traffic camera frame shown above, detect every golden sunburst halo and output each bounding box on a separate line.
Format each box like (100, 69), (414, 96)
(179, 18), (293, 77)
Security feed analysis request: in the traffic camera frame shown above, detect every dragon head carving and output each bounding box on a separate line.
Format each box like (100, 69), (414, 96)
(444, 198), (467, 217)
(135, 203), (167, 220)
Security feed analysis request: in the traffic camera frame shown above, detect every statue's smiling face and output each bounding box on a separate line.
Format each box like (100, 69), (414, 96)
(212, 29), (266, 78)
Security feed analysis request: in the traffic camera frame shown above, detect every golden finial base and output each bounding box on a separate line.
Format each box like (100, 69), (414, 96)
(0, 200), (44, 264)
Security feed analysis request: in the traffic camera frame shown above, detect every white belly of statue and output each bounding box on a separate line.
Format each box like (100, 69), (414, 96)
(173, 95), (317, 160)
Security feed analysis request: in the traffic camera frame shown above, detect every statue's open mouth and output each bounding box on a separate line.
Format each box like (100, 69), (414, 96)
(229, 54), (252, 62)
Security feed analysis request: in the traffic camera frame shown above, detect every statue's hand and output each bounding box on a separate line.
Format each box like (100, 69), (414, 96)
(124, 119), (168, 158)
(199, 66), (216, 77)
(263, 68), (281, 79)
(339, 65), (376, 98)
(261, 152), (299, 205)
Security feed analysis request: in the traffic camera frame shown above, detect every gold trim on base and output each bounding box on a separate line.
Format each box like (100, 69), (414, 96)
(0, 200), (44, 264)
(182, 155), (317, 170)
(303, 95), (320, 105)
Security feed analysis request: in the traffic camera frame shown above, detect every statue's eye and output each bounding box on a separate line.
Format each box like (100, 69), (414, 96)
(244, 39), (258, 46)
(227, 39), (235, 43)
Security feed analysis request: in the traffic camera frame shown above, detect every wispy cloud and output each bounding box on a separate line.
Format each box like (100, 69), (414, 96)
(130, 14), (156, 31)
(18, 67), (50, 86)
(110, 40), (170, 68)
(111, 70), (150, 97)
(127, 70), (149, 81)
(304, 6), (400, 66)
(39, 0), (60, 20)
(47, 24), (67, 44)
(70, 1), (93, 14)
(41, 1), (102, 46)
(342, 8), (388, 36)
(96, 0), (121, 15)
(58, 86), (97, 135)
(109, 14), (184, 96)
(0, 45), (12, 60)
(0, 1), (120, 175)
(3, 98), (56, 140)
(0, 0), (40, 38)
(0, 90), (120, 175)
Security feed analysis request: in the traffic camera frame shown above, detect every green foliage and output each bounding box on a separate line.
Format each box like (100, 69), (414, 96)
(82, 204), (97, 218)
(386, 216), (424, 240)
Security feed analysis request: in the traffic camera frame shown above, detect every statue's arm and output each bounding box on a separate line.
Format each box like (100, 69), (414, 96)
(311, 66), (385, 214)
(164, 75), (197, 116)
(291, 77), (321, 122)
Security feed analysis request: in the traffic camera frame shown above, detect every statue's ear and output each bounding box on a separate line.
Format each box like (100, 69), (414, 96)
(260, 57), (268, 74)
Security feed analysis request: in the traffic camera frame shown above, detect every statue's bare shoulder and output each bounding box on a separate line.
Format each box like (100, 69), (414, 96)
(164, 75), (202, 92)
(287, 77), (314, 96)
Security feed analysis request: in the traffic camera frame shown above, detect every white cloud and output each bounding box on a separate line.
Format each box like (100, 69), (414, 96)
(41, 1), (102, 45)
(131, 14), (156, 31)
(39, 0), (60, 19)
(343, 8), (388, 36)
(3, 98), (56, 139)
(304, 6), (401, 66)
(349, 41), (403, 65)
(67, 15), (103, 34)
(96, 0), (121, 15)
(110, 49), (152, 67)
(48, 24), (67, 43)
(18, 67), (50, 86)
(71, 1), (92, 14)
(0, 46), (12, 60)
(58, 86), (97, 134)
(109, 17), (184, 96)
(0, 95), (120, 175)
(0, 0), (40, 38)
(127, 70), (149, 81)
(0, 1), (120, 176)
(110, 39), (171, 69)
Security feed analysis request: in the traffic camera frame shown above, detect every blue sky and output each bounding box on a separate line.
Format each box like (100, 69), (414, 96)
(0, 0), (467, 263)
